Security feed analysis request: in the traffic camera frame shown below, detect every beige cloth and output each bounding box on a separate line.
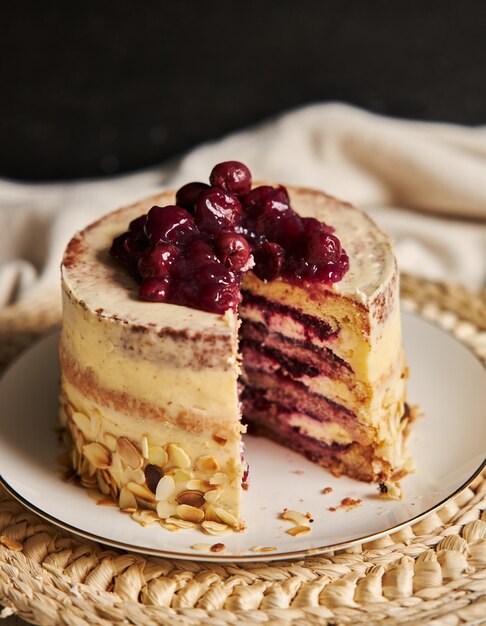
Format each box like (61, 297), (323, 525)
(0, 102), (484, 312)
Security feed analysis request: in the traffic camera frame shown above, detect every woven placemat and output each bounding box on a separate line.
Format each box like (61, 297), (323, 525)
(0, 275), (485, 626)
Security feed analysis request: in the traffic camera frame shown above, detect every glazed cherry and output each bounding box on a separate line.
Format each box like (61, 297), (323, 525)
(253, 242), (285, 281)
(210, 161), (252, 195)
(139, 276), (171, 301)
(129, 214), (147, 232)
(175, 182), (210, 212)
(310, 253), (350, 283)
(110, 231), (147, 269)
(183, 239), (219, 267)
(137, 244), (178, 279)
(216, 232), (252, 270)
(306, 232), (341, 266)
(144, 205), (197, 246)
(195, 188), (242, 235)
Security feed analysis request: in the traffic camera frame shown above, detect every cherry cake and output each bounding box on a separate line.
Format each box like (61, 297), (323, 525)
(59, 161), (412, 533)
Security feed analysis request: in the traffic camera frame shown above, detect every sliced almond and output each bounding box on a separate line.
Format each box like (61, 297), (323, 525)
(156, 501), (178, 519)
(191, 543), (212, 552)
(155, 475), (175, 501)
(280, 509), (310, 526)
(212, 434), (227, 446)
(132, 510), (159, 527)
(165, 517), (197, 529)
(286, 525), (311, 537)
(104, 433), (118, 452)
(74, 430), (86, 453)
(123, 467), (145, 485)
(203, 487), (222, 504)
(250, 546), (277, 553)
(167, 443), (191, 469)
(209, 472), (229, 487)
(159, 521), (181, 532)
(210, 542), (225, 553)
(119, 487), (138, 510)
(82, 443), (111, 469)
(126, 481), (156, 504)
(186, 479), (211, 492)
(211, 507), (238, 528)
(96, 471), (110, 495)
(165, 468), (193, 483)
(141, 435), (149, 459)
(201, 521), (232, 536)
(147, 445), (168, 467)
(176, 504), (204, 523)
(117, 437), (143, 470)
(97, 499), (118, 507)
(110, 454), (124, 489)
(176, 490), (205, 508)
(196, 455), (220, 473)
(72, 412), (91, 435)
(81, 475), (98, 490)
(89, 413), (101, 439)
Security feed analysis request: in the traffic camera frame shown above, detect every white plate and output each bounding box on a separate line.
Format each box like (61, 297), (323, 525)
(0, 313), (484, 562)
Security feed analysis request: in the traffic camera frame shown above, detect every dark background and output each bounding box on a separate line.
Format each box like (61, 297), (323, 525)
(2, 1), (486, 181)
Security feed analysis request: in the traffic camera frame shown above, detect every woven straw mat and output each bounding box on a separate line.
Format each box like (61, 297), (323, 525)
(0, 274), (485, 626)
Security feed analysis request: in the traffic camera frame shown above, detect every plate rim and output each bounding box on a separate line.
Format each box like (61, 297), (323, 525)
(2, 457), (485, 563)
(0, 313), (485, 562)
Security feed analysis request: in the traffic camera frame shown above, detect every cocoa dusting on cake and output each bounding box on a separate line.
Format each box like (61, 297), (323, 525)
(109, 160), (349, 315)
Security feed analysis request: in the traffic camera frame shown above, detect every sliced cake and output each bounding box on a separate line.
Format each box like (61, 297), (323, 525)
(60, 161), (411, 533)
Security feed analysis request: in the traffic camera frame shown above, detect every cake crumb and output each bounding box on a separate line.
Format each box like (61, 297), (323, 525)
(328, 497), (362, 512)
(322, 487), (333, 495)
(377, 481), (403, 500)
(292, 469), (305, 475)
(340, 497), (362, 510)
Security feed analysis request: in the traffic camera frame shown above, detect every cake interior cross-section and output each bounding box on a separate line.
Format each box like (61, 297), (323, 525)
(59, 160), (413, 535)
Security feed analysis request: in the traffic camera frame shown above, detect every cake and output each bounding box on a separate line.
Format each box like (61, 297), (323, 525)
(59, 161), (411, 534)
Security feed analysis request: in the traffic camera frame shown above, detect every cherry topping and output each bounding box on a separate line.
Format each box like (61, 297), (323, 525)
(306, 232), (342, 266)
(139, 276), (171, 301)
(129, 214), (147, 232)
(210, 161), (252, 195)
(137, 244), (178, 279)
(195, 188), (242, 235)
(110, 231), (147, 271)
(144, 205), (197, 246)
(216, 232), (252, 270)
(111, 161), (349, 314)
(253, 242), (285, 281)
(175, 182), (210, 213)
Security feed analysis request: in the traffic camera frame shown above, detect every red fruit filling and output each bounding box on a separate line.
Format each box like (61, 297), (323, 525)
(110, 160), (349, 314)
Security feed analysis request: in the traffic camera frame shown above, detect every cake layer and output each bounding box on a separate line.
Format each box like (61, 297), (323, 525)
(240, 280), (403, 388)
(244, 400), (401, 482)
